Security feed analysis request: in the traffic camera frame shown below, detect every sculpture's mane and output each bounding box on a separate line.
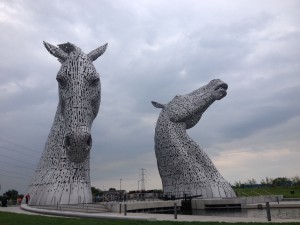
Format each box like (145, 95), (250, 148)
(55, 42), (82, 63)
(58, 43), (77, 54)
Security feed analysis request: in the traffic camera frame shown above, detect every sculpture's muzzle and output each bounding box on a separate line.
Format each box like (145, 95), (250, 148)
(64, 132), (92, 163)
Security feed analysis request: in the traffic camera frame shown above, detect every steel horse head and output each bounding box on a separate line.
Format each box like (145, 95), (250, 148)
(43, 41), (107, 163)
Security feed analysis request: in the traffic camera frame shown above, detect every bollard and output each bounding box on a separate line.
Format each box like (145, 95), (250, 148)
(174, 202), (177, 219)
(266, 202), (271, 221)
(124, 204), (127, 216)
(119, 203), (122, 214)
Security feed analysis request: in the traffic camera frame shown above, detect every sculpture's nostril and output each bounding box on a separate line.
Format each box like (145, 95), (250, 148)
(87, 135), (92, 147)
(65, 133), (92, 148)
(65, 136), (71, 147)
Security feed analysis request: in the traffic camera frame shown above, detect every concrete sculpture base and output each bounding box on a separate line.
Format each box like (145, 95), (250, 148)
(152, 79), (236, 199)
(27, 42), (107, 205)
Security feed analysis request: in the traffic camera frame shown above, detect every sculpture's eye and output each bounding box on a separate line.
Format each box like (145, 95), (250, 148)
(56, 76), (67, 88)
(90, 78), (99, 87)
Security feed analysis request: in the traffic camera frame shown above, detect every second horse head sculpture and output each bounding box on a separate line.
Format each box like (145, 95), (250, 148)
(152, 79), (236, 198)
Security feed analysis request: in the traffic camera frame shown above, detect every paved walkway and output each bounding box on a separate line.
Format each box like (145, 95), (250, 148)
(0, 204), (300, 223)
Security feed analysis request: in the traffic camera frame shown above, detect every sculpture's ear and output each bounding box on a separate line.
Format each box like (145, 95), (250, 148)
(43, 41), (68, 63)
(151, 101), (165, 109)
(88, 43), (108, 61)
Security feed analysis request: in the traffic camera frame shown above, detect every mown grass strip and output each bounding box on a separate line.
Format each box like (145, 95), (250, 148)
(234, 187), (300, 198)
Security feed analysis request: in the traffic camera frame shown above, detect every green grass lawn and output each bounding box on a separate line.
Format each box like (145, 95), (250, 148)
(233, 187), (300, 198)
(0, 212), (299, 225)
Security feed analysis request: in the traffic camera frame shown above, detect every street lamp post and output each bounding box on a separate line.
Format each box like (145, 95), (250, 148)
(119, 179), (123, 203)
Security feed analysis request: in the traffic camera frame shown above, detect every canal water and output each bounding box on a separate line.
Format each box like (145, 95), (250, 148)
(182, 208), (300, 220)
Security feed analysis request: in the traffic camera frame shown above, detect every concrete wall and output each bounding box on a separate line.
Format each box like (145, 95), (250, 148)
(191, 196), (283, 209)
(106, 200), (181, 213)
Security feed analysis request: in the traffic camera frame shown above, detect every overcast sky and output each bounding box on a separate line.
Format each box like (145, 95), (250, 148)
(0, 0), (299, 195)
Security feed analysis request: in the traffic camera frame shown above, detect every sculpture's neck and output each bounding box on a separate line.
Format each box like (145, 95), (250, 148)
(155, 112), (189, 143)
(28, 103), (91, 205)
(37, 105), (90, 175)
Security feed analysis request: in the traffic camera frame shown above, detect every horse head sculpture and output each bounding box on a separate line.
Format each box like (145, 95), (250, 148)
(27, 42), (107, 205)
(152, 79), (235, 199)
(44, 41), (107, 163)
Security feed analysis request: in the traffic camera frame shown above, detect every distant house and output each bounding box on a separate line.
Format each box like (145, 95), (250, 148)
(102, 188), (126, 202)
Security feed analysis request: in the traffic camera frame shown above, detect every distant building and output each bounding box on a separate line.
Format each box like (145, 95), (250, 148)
(127, 189), (163, 201)
(102, 188), (126, 202)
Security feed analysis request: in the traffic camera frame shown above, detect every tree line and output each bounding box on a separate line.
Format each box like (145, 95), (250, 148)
(234, 176), (300, 188)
